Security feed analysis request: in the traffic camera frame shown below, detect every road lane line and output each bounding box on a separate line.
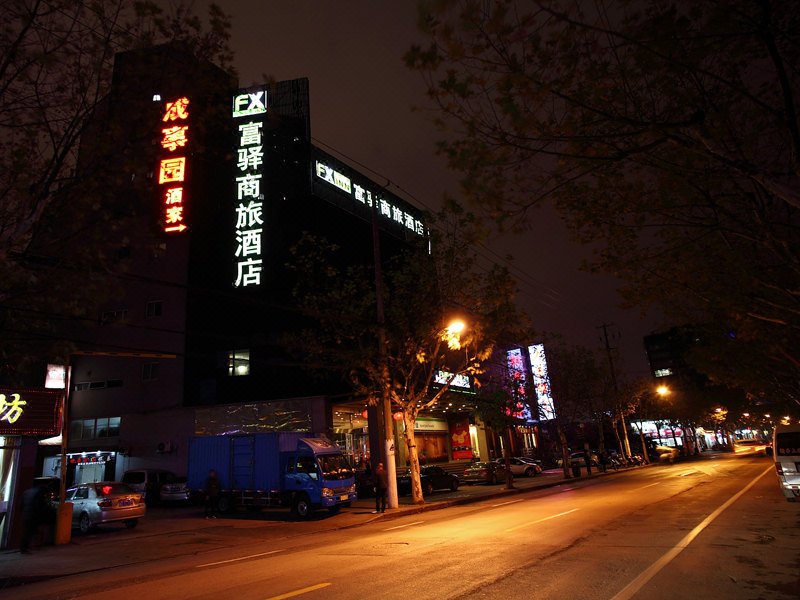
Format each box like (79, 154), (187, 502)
(492, 499), (524, 508)
(629, 482), (660, 492)
(611, 465), (773, 600)
(266, 583), (331, 600)
(383, 520), (424, 531)
(505, 508), (579, 533)
(196, 550), (283, 568)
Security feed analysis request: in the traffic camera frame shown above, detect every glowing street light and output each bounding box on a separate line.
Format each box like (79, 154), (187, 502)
(441, 318), (467, 350)
(656, 385), (670, 397)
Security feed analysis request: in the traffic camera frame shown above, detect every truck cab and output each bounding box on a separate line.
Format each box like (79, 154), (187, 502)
(283, 438), (357, 517)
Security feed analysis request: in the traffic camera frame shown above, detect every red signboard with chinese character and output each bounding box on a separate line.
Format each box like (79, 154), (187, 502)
(449, 416), (474, 460)
(0, 388), (62, 436)
(158, 97), (190, 233)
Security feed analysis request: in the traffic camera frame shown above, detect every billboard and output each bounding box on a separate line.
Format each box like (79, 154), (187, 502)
(527, 344), (556, 421)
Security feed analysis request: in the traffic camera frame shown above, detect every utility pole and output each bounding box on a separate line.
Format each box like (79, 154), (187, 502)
(371, 198), (399, 509)
(598, 323), (631, 457)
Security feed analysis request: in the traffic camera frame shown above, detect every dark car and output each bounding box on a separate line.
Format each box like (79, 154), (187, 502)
(398, 465), (460, 496)
(462, 461), (508, 485)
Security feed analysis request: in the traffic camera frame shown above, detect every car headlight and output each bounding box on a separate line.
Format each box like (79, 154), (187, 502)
(347, 484), (356, 493)
(321, 487), (334, 497)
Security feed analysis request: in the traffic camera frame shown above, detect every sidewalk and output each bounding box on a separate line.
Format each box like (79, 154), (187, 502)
(0, 464), (635, 589)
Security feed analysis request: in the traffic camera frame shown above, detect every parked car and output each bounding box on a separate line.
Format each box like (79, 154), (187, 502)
(397, 465), (459, 496)
(66, 482), (145, 534)
(159, 475), (194, 504)
(462, 461), (508, 485)
(569, 451), (599, 467)
(121, 469), (176, 504)
(494, 457), (542, 477)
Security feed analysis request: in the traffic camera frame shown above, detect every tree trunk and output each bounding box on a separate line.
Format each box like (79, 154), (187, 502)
(611, 416), (624, 458)
(503, 427), (515, 489)
(403, 411), (424, 504)
(557, 424), (572, 479)
(597, 416), (606, 455)
(635, 421), (650, 463)
(619, 410), (632, 457)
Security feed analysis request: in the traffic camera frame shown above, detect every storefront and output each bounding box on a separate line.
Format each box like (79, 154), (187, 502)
(0, 388), (63, 549)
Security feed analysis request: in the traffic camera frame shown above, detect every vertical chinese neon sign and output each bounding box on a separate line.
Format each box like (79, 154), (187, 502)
(231, 87), (267, 287)
(158, 97), (190, 233)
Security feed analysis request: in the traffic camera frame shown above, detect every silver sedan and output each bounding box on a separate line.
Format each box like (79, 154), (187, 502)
(66, 482), (146, 533)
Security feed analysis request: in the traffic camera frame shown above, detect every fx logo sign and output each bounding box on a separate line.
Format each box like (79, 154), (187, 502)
(232, 89), (267, 118)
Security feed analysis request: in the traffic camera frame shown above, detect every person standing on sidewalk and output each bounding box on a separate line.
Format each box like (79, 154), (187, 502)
(204, 469), (221, 519)
(373, 462), (388, 514)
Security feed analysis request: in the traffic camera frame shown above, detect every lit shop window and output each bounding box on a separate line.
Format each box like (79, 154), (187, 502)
(227, 350), (250, 376)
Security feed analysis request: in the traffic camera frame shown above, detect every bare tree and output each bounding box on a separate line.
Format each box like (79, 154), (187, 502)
(406, 0), (800, 398)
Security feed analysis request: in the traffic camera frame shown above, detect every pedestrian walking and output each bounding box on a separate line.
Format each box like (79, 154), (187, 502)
(20, 482), (49, 553)
(583, 449), (592, 475)
(373, 462), (388, 514)
(204, 469), (221, 519)
(599, 450), (608, 473)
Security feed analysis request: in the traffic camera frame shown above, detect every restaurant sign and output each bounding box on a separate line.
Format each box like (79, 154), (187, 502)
(0, 388), (62, 436)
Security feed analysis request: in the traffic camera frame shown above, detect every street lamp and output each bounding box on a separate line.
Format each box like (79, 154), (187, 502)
(656, 385), (670, 397)
(441, 318), (466, 350)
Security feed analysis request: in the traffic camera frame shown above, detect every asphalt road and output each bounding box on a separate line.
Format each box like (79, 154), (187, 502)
(7, 453), (799, 599)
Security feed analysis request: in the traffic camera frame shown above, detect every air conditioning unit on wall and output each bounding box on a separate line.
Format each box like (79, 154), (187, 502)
(156, 441), (173, 454)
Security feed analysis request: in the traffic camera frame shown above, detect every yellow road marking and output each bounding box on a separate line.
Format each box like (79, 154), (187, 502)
(505, 508), (579, 533)
(196, 550), (282, 568)
(266, 582), (331, 600)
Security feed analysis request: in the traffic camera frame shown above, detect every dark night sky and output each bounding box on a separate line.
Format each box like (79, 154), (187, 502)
(225, 1), (661, 378)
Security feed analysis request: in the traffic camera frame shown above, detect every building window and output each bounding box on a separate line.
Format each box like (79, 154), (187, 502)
(654, 368), (673, 378)
(142, 362), (159, 381)
(70, 417), (121, 440)
(227, 349), (250, 376)
(145, 300), (163, 318)
(100, 309), (128, 325)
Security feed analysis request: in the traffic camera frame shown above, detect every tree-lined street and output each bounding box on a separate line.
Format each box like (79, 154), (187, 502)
(4, 452), (796, 600)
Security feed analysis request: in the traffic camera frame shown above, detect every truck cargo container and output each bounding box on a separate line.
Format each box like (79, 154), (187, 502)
(187, 433), (357, 518)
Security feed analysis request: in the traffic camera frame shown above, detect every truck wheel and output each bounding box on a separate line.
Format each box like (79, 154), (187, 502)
(217, 496), (232, 514)
(293, 494), (311, 519)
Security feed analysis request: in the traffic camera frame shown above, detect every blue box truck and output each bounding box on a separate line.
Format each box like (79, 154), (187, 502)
(187, 433), (358, 518)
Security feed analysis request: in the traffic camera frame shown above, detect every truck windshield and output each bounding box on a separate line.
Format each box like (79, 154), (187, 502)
(318, 454), (354, 481)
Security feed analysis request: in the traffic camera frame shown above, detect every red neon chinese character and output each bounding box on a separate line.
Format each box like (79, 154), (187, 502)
(165, 205), (184, 224)
(161, 125), (189, 151)
(164, 187), (183, 205)
(159, 157), (186, 183)
(162, 97), (190, 122)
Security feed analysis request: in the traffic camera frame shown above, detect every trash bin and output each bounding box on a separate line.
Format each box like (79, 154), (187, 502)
(55, 502), (73, 545)
(571, 463), (581, 478)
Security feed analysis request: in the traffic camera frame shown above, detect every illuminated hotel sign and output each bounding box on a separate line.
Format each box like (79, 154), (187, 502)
(232, 86), (267, 287)
(527, 344), (556, 421)
(314, 160), (425, 237)
(0, 388), (62, 436)
(158, 97), (191, 233)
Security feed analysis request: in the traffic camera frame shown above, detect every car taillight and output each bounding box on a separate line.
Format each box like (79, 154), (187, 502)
(97, 499), (112, 508)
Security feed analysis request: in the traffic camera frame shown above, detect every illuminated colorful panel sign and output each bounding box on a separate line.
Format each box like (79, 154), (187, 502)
(0, 388), (62, 436)
(527, 344), (556, 421)
(232, 86), (267, 287)
(506, 348), (533, 421)
(434, 370), (472, 390)
(314, 159), (425, 237)
(158, 97), (190, 233)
